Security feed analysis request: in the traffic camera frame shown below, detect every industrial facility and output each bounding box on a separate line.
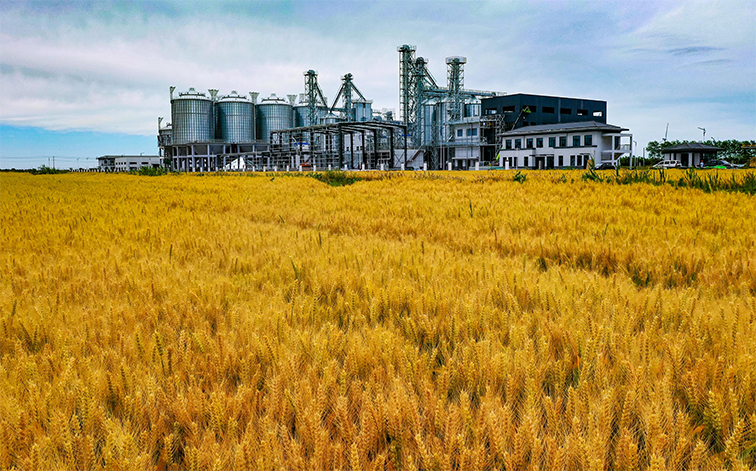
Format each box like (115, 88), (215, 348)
(150, 45), (632, 172)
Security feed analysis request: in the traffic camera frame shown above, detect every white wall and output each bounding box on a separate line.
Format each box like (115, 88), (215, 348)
(114, 156), (162, 171)
(498, 130), (632, 167)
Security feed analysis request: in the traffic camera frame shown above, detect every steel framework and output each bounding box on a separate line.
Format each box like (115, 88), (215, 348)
(269, 122), (407, 170)
(397, 45), (498, 169)
(446, 56), (465, 124)
(329, 73), (367, 122)
(304, 70), (328, 127)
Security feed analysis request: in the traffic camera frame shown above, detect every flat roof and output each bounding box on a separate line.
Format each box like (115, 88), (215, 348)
(482, 93), (606, 103)
(270, 121), (406, 136)
(98, 155), (160, 159)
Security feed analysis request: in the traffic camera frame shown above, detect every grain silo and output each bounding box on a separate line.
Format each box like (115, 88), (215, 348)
(216, 91), (254, 143)
(256, 94), (293, 142)
(171, 88), (214, 144)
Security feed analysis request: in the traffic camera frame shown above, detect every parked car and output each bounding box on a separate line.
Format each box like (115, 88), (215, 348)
(652, 160), (682, 169)
(703, 159), (740, 169)
(594, 162), (617, 170)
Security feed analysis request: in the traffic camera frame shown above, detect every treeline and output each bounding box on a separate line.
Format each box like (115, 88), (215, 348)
(28, 165), (69, 175)
(646, 139), (756, 162)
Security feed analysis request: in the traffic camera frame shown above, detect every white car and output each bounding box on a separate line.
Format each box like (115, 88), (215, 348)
(652, 160), (682, 169)
(721, 160), (745, 169)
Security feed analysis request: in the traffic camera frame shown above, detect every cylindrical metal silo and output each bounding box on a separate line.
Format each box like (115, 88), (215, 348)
(217, 91), (255, 143)
(256, 94), (293, 142)
(354, 100), (373, 122)
(420, 103), (436, 146)
(294, 104), (308, 127)
(293, 104), (328, 127)
(171, 88), (214, 144)
(435, 101), (448, 142)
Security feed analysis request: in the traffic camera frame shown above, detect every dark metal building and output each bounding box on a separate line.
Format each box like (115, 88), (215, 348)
(481, 94), (607, 129)
(479, 94), (608, 164)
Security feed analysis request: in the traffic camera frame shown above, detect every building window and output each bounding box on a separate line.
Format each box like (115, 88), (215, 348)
(524, 105), (536, 113)
(526, 138), (533, 149)
(570, 155), (575, 166)
(559, 136), (567, 147)
(503, 105), (515, 113)
(577, 155), (582, 167)
(506, 139), (512, 150)
(524, 156), (529, 167)
(573, 136), (581, 147)
(560, 108), (572, 115)
(584, 135), (593, 146)
(457, 129), (463, 137)
(536, 138), (543, 148)
(543, 106), (555, 114)
(485, 109), (497, 115)
(615, 136), (621, 149)
(515, 139), (522, 149)
(549, 137), (556, 147)
(471, 128), (477, 136)
(577, 109), (588, 116)
(593, 111), (603, 117)
(557, 156), (563, 166)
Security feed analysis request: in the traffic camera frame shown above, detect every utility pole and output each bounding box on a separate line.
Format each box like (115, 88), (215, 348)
(632, 140), (637, 169)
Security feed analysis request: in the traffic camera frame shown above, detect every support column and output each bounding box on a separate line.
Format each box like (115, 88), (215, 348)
(360, 131), (366, 169)
(350, 133), (355, 169)
(338, 125), (344, 169)
(404, 126), (408, 169)
(389, 128), (394, 169)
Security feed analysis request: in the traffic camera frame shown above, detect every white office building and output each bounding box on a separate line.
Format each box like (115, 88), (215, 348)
(497, 121), (633, 169)
(448, 118), (483, 169)
(97, 155), (163, 172)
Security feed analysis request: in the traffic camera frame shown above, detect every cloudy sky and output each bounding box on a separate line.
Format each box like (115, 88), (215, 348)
(1, 0), (754, 168)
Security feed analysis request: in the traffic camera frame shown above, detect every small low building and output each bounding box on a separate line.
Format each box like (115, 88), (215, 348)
(497, 121), (632, 169)
(98, 155), (162, 172)
(661, 143), (722, 167)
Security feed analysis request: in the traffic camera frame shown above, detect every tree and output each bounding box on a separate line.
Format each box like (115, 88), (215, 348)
(646, 140), (683, 159)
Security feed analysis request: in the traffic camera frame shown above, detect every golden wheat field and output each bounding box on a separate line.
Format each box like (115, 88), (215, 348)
(1, 170), (755, 471)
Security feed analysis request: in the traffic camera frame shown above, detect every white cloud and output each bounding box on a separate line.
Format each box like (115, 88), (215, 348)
(0, 0), (753, 152)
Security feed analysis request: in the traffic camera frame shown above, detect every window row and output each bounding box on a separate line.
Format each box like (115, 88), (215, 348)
(486, 107), (604, 117)
(505, 134), (594, 149)
(502, 154), (588, 168)
(456, 128), (479, 137)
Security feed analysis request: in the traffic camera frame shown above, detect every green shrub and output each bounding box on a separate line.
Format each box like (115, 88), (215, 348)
(29, 165), (68, 175)
(310, 170), (362, 187)
(136, 166), (169, 176)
